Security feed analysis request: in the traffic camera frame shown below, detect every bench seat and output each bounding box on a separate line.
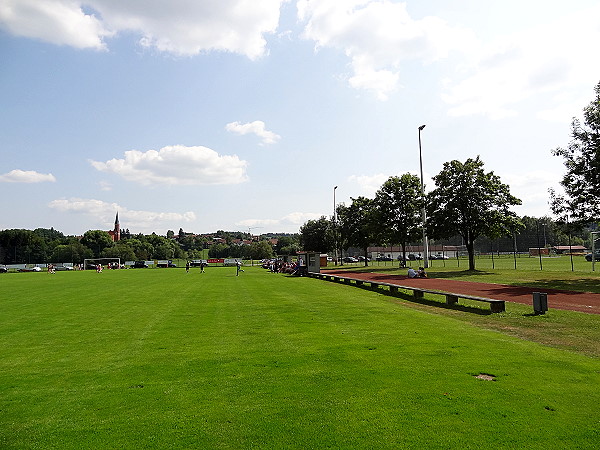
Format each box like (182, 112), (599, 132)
(308, 272), (505, 313)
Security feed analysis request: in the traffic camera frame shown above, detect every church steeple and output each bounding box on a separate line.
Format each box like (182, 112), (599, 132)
(113, 212), (120, 242)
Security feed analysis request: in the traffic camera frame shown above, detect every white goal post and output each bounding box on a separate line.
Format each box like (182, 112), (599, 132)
(84, 258), (121, 269)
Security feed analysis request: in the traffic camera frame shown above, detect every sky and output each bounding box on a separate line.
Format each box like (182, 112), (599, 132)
(1, 0), (599, 236)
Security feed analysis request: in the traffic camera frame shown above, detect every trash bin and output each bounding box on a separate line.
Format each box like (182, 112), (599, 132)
(533, 292), (548, 315)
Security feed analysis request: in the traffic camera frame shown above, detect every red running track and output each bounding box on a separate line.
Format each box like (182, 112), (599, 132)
(322, 270), (600, 314)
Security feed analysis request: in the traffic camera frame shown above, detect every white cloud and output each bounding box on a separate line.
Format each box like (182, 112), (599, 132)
(347, 173), (391, 198)
(297, 0), (475, 100)
(90, 145), (248, 186)
(98, 180), (113, 191)
(442, 4), (600, 120)
(236, 212), (324, 229)
(0, 169), (56, 183)
(501, 169), (560, 203)
(0, 0), (112, 50)
(48, 197), (196, 233)
(225, 120), (281, 145)
(0, 0), (285, 58)
(499, 169), (564, 218)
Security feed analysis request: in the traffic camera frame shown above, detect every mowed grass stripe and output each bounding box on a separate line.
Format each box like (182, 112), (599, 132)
(0, 267), (599, 448)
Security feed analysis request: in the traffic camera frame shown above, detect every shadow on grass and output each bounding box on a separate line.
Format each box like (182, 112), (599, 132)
(328, 264), (407, 272)
(330, 266), (495, 277)
(426, 270), (494, 279)
(510, 279), (600, 294)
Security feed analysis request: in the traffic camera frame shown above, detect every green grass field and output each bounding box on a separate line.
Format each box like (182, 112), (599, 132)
(1, 267), (599, 448)
(342, 254), (600, 293)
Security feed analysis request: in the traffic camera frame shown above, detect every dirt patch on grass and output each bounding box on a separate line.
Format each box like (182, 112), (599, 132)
(474, 373), (496, 381)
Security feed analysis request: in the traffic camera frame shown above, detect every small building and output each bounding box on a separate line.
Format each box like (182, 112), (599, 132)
(552, 245), (587, 255)
(296, 251), (323, 273)
(529, 247), (549, 256)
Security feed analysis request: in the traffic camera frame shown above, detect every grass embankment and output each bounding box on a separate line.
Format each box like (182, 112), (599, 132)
(330, 259), (600, 357)
(1, 267), (599, 448)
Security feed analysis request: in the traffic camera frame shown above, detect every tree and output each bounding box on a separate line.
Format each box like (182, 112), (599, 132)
(0, 229), (46, 264)
(551, 80), (600, 224)
(33, 227), (64, 242)
(101, 241), (137, 261)
(208, 242), (230, 258)
(81, 230), (114, 258)
(126, 238), (154, 260)
(275, 235), (300, 255)
(337, 197), (379, 265)
(154, 241), (177, 259)
(299, 216), (334, 252)
(121, 228), (131, 240)
(426, 157), (522, 270)
(50, 240), (93, 263)
(374, 174), (423, 263)
(245, 241), (274, 260)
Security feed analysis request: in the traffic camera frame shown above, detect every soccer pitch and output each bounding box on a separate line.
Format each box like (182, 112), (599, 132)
(1, 267), (599, 448)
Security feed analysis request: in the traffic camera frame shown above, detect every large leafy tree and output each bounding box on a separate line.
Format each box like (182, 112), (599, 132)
(551, 80), (600, 224)
(426, 157), (522, 270)
(208, 242), (230, 258)
(0, 229), (46, 264)
(101, 241), (137, 261)
(299, 216), (334, 252)
(245, 240), (274, 260)
(125, 238), (154, 260)
(337, 196), (379, 266)
(374, 174), (423, 263)
(51, 240), (93, 263)
(81, 230), (114, 257)
(275, 235), (300, 255)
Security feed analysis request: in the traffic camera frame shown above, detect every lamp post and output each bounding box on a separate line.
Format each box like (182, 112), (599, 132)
(418, 124), (429, 269)
(334, 186), (338, 264)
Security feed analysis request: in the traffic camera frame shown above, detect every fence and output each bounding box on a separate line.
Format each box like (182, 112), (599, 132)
(355, 253), (598, 273)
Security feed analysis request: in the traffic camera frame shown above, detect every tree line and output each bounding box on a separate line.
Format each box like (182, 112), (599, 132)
(299, 158), (522, 271)
(300, 80), (600, 270)
(0, 228), (300, 265)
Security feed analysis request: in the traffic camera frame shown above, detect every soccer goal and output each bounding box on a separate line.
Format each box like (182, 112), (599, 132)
(84, 258), (121, 270)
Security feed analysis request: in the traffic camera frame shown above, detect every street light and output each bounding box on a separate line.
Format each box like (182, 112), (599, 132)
(418, 124), (429, 269)
(334, 186), (338, 264)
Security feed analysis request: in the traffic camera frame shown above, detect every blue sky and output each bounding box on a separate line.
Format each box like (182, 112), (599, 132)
(1, 0), (599, 236)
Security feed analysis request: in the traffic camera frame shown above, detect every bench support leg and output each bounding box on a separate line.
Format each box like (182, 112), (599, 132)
(446, 294), (459, 306)
(413, 290), (424, 299)
(490, 302), (505, 313)
(389, 286), (398, 294)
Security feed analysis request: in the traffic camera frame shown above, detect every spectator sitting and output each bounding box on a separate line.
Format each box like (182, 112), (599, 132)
(417, 267), (428, 278)
(407, 267), (418, 278)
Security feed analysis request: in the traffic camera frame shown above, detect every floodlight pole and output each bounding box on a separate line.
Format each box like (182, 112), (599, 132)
(334, 185), (338, 264)
(567, 214), (574, 272)
(418, 125), (429, 269)
(592, 231), (600, 272)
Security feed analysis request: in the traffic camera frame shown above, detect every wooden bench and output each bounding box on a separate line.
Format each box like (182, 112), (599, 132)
(308, 272), (505, 313)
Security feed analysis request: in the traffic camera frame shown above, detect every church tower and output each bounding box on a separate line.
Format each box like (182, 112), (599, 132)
(112, 212), (121, 242)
